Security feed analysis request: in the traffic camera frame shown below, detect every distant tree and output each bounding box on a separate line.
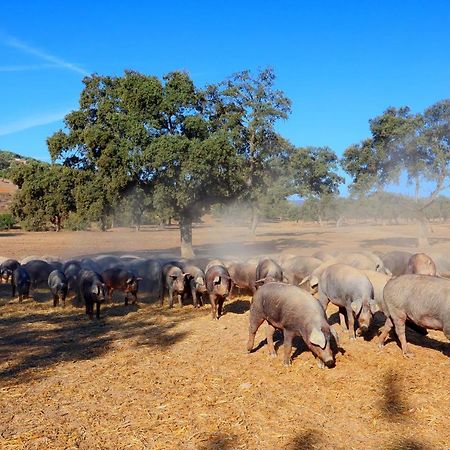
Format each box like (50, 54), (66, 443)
(342, 100), (450, 246)
(289, 146), (344, 224)
(48, 71), (244, 255)
(216, 68), (292, 234)
(10, 163), (79, 231)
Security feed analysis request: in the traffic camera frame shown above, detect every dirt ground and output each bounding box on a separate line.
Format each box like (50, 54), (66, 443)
(0, 221), (449, 449)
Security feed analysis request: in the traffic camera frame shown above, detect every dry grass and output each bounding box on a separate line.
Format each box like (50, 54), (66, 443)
(0, 221), (449, 449)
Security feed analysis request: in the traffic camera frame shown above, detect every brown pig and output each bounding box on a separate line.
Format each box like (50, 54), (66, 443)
(379, 274), (450, 357)
(205, 264), (231, 320)
(406, 253), (437, 276)
(247, 283), (337, 368)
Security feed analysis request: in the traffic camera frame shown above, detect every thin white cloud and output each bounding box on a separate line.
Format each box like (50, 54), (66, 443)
(0, 63), (61, 72)
(1, 33), (88, 76)
(0, 111), (67, 137)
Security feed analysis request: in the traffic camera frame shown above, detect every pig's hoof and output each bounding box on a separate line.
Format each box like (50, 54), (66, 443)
(378, 342), (385, 349)
(268, 351), (277, 358)
(403, 351), (415, 358)
(283, 361), (291, 367)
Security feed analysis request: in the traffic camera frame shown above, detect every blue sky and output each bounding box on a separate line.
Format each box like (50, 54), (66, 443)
(0, 0), (449, 196)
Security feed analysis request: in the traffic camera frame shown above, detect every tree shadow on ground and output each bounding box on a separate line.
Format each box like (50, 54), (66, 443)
(286, 430), (323, 449)
(0, 303), (193, 386)
(360, 236), (450, 249)
(198, 432), (239, 450)
(377, 369), (430, 449)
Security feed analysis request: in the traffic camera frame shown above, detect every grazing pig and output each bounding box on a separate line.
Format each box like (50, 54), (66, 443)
(361, 269), (392, 310)
(282, 256), (322, 286)
(48, 270), (68, 307)
(79, 270), (106, 319)
(247, 283), (337, 368)
(227, 261), (257, 296)
(318, 264), (377, 339)
(23, 260), (53, 288)
(1, 259), (21, 296)
(406, 253), (436, 276)
(379, 275), (450, 357)
(255, 258), (284, 288)
(101, 267), (141, 305)
(381, 251), (413, 276)
(12, 267), (31, 302)
(180, 264), (207, 307)
(63, 260), (82, 292)
(162, 264), (189, 308)
(205, 264), (232, 320)
(128, 258), (163, 300)
(336, 252), (392, 275)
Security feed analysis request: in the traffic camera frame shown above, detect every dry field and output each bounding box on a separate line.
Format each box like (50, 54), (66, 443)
(0, 221), (449, 449)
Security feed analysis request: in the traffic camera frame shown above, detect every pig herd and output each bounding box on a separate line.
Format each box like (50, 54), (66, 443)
(1, 249), (449, 369)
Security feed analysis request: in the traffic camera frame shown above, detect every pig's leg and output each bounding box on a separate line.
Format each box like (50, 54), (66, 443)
(443, 324), (450, 341)
(61, 294), (66, 308)
(217, 298), (224, 318)
(339, 306), (348, 332)
(247, 315), (264, 352)
(283, 330), (294, 366)
(378, 317), (393, 348)
(346, 305), (356, 340)
(391, 315), (413, 357)
(210, 294), (217, 320)
(160, 286), (165, 306)
(178, 291), (183, 307)
(168, 287), (174, 308)
(266, 323), (277, 357)
(96, 301), (100, 319)
(191, 287), (198, 308)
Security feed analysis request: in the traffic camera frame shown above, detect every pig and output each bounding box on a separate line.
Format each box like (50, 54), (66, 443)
(247, 283), (338, 368)
(127, 258), (163, 300)
(427, 252), (450, 278)
(0, 259), (21, 296)
(318, 264), (378, 339)
(361, 269), (392, 310)
(162, 264), (189, 308)
(22, 260), (53, 288)
(336, 252), (392, 275)
(93, 254), (124, 271)
(227, 261), (257, 297)
(282, 256), (322, 286)
(205, 264), (232, 320)
(80, 258), (102, 273)
(380, 251), (413, 276)
(48, 270), (69, 307)
(180, 263), (207, 307)
(312, 251), (336, 262)
(101, 267), (141, 305)
(12, 267), (31, 302)
(255, 258), (284, 288)
(406, 253), (437, 276)
(79, 270), (106, 319)
(205, 259), (225, 273)
(63, 260), (82, 292)
(379, 274), (450, 357)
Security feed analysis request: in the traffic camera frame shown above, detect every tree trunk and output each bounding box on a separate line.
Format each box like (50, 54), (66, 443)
(417, 211), (430, 249)
(55, 215), (61, 232)
(180, 215), (195, 257)
(250, 205), (259, 236)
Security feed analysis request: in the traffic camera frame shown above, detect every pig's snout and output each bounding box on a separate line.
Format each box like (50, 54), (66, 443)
(324, 358), (335, 368)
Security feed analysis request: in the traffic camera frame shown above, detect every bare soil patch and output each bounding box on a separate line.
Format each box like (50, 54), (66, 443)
(1, 222), (449, 449)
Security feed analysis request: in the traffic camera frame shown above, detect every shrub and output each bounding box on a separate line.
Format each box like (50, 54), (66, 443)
(0, 213), (14, 230)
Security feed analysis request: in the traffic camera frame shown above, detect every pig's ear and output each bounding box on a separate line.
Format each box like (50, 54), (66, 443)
(196, 277), (204, 285)
(126, 278), (133, 284)
(369, 299), (380, 314)
(298, 276), (309, 286)
(310, 275), (319, 288)
(213, 276), (221, 284)
(351, 299), (363, 315)
(310, 328), (326, 349)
